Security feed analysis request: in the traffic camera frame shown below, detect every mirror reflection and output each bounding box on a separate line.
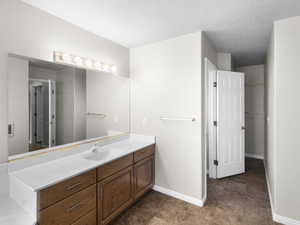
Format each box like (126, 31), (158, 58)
(7, 55), (130, 156)
(29, 79), (56, 150)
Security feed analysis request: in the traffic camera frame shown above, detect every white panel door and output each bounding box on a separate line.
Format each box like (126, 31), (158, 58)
(216, 71), (245, 178)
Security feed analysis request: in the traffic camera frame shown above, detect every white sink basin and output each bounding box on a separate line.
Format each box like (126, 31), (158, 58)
(82, 147), (111, 161)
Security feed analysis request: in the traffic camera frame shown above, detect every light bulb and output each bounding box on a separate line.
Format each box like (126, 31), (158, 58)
(95, 62), (102, 71)
(103, 64), (109, 72)
(85, 59), (93, 68)
(62, 53), (70, 62)
(74, 56), (82, 65)
(111, 65), (117, 73)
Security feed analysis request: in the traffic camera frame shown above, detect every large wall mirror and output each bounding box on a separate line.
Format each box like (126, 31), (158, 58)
(7, 54), (130, 157)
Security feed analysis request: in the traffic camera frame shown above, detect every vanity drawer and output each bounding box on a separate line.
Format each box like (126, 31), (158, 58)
(71, 209), (96, 225)
(133, 145), (155, 162)
(97, 154), (133, 181)
(39, 184), (96, 225)
(39, 169), (96, 210)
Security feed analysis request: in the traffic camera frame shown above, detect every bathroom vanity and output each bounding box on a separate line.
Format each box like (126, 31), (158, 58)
(7, 134), (155, 225)
(39, 145), (154, 225)
(4, 54), (153, 225)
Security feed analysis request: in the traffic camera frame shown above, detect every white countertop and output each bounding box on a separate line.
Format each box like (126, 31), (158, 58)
(10, 135), (155, 191)
(0, 196), (35, 225)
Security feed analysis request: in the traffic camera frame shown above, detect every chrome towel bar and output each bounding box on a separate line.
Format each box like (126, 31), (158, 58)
(160, 117), (196, 122)
(86, 112), (106, 118)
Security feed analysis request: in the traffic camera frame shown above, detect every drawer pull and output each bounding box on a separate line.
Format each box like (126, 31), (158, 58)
(66, 182), (82, 191)
(67, 202), (81, 213)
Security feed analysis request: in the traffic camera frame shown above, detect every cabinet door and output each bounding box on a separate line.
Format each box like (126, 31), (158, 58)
(98, 166), (134, 225)
(134, 156), (154, 199)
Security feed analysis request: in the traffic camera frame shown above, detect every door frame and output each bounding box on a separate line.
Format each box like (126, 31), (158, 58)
(29, 78), (55, 148)
(208, 70), (217, 179)
(204, 58), (217, 201)
(48, 80), (56, 147)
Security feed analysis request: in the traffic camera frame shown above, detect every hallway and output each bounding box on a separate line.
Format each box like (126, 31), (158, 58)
(111, 158), (279, 225)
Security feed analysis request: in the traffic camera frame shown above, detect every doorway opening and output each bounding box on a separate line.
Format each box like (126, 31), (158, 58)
(29, 79), (56, 151)
(204, 58), (266, 210)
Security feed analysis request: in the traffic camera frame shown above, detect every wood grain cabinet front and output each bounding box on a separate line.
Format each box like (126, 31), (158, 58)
(37, 145), (155, 225)
(39, 184), (96, 225)
(71, 209), (97, 225)
(97, 154), (133, 181)
(98, 166), (134, 225)
(133, 144), (155, 163)
(39, 169), (96, 210)
(134, 156), (155, 199)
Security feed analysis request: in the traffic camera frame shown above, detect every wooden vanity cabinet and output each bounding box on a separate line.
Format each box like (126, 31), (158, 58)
(72, 210), (97, 225)
(97, 154), (133, 181)
(39, 185), (96, 225)
(97, 144), (155, 225)
(38, 169), (97, 225)
(37, 144), (155, 225)
(98, 167), (134, 225)
(133, 144), (155, 163)
(133, 155), (155, 199)
(39, 169), (96, 210)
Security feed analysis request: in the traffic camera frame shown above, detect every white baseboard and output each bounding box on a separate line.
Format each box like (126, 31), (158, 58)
(274, 214), (300, 225)
(245, 153), (264, 160)
(264, 161), (300, 225)
(152, 185), (205, 207)
(264, 161), (275, 219)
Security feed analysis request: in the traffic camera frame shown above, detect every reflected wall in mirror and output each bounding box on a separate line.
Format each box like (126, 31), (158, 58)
(7, 55), (130, 157)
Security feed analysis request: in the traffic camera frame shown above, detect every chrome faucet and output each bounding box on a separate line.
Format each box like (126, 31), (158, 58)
(90, 144), (98, 152)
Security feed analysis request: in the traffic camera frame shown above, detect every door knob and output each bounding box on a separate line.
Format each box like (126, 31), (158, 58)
(241, 126), (245, 130)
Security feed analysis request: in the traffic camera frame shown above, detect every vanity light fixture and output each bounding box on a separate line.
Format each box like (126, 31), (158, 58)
(62, 53), (71, 62)
(53, 51), (117, 74)
(74, 56), (82, 66)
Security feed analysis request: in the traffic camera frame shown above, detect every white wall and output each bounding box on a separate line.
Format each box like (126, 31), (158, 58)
(29, 66), (57, 81)
(131, 32), (204, 202)
(265, 29), (276, 216)
(201, 33), (217, 199)
(274, 16), (300, 222)
(266, 16), (300, 223)
(0, 0), (129, 163)
(7, 57), (29, 155)
(56, 68), (77, 145)
(73, 69), (87, 142)
(86, 71), (130, 138)
(0, 163), (9, 197)
(217, 53), (232, 71)
(30, 66), (87, 145)
(29, 66), (57, 147)
(0, 52), (8, 162)
(264, 32), (276, 207)
(236, 65), (265, 159)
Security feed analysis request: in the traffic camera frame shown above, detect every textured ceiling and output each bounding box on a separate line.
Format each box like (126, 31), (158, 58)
(21, 0), (300, 66)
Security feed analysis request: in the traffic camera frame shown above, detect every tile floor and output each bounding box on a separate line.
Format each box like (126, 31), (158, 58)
(111, 158), (280, 225)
